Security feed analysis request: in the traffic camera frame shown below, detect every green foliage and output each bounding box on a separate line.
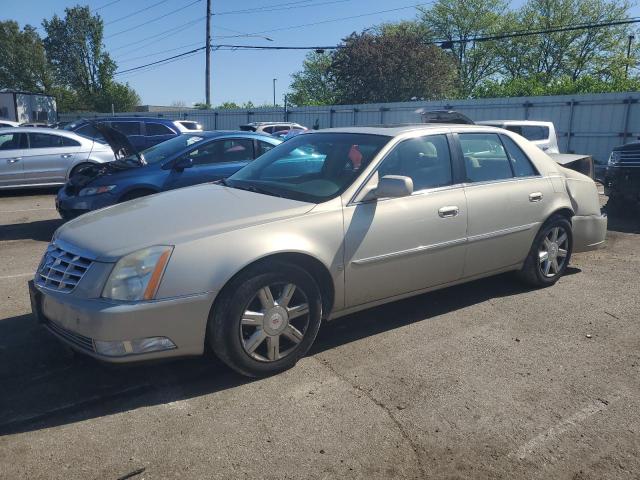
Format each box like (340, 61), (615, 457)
(288, 52), (337, 106)
(0, 21), (52, 92)
(216, 101), (241, 109)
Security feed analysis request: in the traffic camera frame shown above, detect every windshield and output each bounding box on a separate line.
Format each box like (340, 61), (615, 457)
(226, 132), (390, 203)
(130, 134), (206, 165)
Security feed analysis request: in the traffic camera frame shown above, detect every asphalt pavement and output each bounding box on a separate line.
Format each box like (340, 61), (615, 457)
(0, 187), (638, 480)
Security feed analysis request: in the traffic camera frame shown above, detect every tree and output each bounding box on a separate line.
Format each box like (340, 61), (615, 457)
(217, 101), (241, 109)
(288, 51), (337, 106)
(0, 21), (52, 92)
(495, 0), (636, 84)
(42, 6), (139, 112)
(330, 29), (458, 104)
(418, 0), (508, 96)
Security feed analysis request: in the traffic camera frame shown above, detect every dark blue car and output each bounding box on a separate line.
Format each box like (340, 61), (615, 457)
(64, 116), (203, 151)
(56, 131), (281, 219)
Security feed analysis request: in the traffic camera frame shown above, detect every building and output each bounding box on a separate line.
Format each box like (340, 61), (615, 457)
(0, 90), (57, 124)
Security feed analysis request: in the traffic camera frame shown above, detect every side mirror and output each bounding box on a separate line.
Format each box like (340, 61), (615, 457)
(375, 175), (414, 198)
(174, 156), (193, 171)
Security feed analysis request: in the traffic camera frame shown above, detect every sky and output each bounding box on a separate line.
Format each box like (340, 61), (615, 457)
(3, 0), (639, 107)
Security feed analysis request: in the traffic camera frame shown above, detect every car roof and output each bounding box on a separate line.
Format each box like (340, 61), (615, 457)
(477, 120), (553, 126)
(182, 130), (281, 140)
(242, 122), (301, 126)
(71, 116), (180, 124)
(0, 126), (83, 136)
(310, 124), (505, 137)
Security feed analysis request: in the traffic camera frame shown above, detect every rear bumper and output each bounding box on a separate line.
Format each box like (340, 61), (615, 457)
(30, 280), (215, 363)
(572, 213), (607, 252)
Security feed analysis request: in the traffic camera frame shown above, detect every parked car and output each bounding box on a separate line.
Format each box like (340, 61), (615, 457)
(30, 125), (606, 377)
(476, 120), (559, 153)
(419, 109), (475, 125)
(55, 131), (281, 219)
(0, 120), (20, 128)
(604, 141), (640, 205)
(64, 117), (202, 151)
(0, 127), (115, 189)
(240, 122), (306, 135)
(20, 122), (51, 128)
(272, 128), (307, 141)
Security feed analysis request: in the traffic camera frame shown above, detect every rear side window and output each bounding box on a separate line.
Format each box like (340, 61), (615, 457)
(145, 122), (175, 136)
(28, 133), (79, 148)
(111, 121), (141, 136)
(256, 140), (276, 157)
(459, 133), (513, 182)
(378, 134), (453, 191)
(506, 125), (549, 141)
(75, 124), (104, 141)
(262, 126), (274, 134)
(500, 135), (538, 177)
(178, 121), (201, 131)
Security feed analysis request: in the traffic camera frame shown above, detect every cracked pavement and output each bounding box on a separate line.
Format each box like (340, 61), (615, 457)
(0, 188), (639, 480)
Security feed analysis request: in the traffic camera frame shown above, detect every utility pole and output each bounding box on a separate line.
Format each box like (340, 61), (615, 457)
(205, 0), (212, 107)
(273, 78), (277, 107)
(626, 34), (635, 79)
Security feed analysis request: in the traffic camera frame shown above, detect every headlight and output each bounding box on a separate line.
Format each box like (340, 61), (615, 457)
(608, 151), (621, 166)
(79, 185), (116, 196)
(102, 246), (173, 301)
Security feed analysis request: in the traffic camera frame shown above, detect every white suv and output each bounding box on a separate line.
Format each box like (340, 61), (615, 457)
(240, 122), (306, 135)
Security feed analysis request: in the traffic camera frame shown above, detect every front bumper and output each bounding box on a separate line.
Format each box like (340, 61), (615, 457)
(29, 280), (215, 363)
(56, 187), (118, 220)
(572, 213), (607, 252)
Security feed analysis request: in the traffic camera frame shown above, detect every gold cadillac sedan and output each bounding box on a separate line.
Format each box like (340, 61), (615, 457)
(29, 125), (607, 377)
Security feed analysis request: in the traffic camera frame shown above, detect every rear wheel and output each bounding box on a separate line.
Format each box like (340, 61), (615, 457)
(209, 261), (322, 377)
(517, 215), (572, 287)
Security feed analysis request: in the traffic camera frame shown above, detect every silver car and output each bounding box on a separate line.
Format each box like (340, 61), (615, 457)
(29, 125), (607, 377)
(0, 127), (114, 189)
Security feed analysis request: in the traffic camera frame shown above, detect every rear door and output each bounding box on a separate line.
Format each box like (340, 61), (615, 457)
(23, 132), (82, 184)
(165, 137), (255, 190)
(457, 132), (554, 277)
(144, 121), (178, 148)
(0, 131), (27, 187)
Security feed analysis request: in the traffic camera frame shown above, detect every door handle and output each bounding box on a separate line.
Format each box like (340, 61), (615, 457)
(7, 157), (21, 164)
(60, 154), (73, 159)
(438, 206), (459, 218)
(529, 192), (543, 202)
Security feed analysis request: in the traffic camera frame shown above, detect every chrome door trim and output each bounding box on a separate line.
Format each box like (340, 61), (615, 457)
(351, 237), (467, 266)
(350, 221), (539, 266)
(466, 222), (539, 244)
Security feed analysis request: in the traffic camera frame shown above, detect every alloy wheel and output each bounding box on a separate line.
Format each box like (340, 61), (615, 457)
(538, 226), (569, 278)
(239, 282), (310, 362)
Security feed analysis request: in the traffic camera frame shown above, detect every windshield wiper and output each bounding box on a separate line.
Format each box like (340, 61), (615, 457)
(229, 182), (282, 198)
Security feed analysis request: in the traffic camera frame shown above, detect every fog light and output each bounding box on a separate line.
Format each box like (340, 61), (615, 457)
(94, 336), (176, 356)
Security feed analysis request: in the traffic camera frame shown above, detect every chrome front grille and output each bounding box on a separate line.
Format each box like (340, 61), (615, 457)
(36, 244), (92, 293)
(618, 151), (640, 165)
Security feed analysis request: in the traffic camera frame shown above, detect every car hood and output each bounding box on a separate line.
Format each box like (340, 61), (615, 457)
(56, 184), (315, 261)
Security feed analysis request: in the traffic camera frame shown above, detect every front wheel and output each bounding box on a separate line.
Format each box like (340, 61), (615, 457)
(209, 261), (322, 377)
(517, 215), (573, 287)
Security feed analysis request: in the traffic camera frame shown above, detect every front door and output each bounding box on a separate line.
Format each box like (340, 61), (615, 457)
(0, 131), (27, 187)
(23, 132), (81, 184)
(457, 132), (555, 277)
(165, 138), (255, 190)
(343, 134), (468, 307)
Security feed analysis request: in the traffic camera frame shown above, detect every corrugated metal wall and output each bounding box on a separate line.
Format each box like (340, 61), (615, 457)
(59, 92), (640, 163)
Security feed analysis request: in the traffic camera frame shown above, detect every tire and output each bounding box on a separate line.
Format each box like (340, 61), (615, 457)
(209, 261), (323, 377)
(69, 162), (93, 179)
(119, 189), (155, 202)
(517, 214), (573, 287)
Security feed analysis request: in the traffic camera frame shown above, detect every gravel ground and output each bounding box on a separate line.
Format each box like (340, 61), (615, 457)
(0, 188), (638, 480)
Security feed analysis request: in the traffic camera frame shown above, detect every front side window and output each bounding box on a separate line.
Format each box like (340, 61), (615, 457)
(188, 138), (254, 166)
(378, 134), (453, 191)
(459, 133), (513, 182)
(500, 135), (538, 177)
(145, 122), (175, 136)
(227, 133), (390, 203)
(139, 134), (207, 165)
(0, 132), (25, 150)
(111, 121), (141, 136)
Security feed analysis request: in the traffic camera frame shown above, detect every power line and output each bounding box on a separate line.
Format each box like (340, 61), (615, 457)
(105, 0), (170, 25)
(95, 0), (121, 11)
(106, 0), (202, 39)
(115, 47), (206, 75)
(109, 16), (205, 52)
(213, 0), (350, 16)
(116, 41), (204, 63)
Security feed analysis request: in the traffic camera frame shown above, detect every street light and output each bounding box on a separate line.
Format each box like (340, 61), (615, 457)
(273, 78), (277, 107)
